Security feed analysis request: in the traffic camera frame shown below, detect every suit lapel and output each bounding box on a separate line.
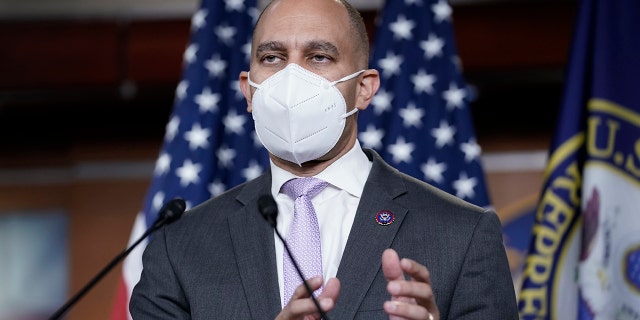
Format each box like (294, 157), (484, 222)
(330, 149), (408, 319)
(228, 173), (282, 319)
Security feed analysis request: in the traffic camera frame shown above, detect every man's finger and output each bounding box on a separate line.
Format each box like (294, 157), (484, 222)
(290, 276), (323, 301)
(319, 277), (340, 301)
(386, 279), (431, 300)
(400, 258), (431, 284)
(382, 248), (404, 282)
(278, 277), (330, 320)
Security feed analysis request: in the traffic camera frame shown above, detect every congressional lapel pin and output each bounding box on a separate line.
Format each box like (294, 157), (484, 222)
(375, 210), (394, 226)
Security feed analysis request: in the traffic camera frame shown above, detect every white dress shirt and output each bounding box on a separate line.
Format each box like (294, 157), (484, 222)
(269, 140), (373, 308)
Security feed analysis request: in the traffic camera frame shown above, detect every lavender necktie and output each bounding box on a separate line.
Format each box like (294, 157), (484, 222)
(281, 177), (328, 306)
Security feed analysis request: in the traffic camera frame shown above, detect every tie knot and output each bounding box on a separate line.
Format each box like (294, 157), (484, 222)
(282, 177), (328, 200)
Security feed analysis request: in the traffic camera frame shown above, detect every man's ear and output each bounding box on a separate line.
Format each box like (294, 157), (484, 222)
(355, 69), (380, 111)
(239, 71), (253, 112)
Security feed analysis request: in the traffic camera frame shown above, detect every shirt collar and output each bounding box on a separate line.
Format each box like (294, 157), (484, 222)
(270, 140), (372, 198)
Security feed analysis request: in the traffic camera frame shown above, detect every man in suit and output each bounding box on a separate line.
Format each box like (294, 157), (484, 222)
(130, 0), (519, 319)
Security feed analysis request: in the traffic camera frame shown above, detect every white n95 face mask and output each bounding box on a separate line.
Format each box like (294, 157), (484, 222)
(247, 64), (365, 166)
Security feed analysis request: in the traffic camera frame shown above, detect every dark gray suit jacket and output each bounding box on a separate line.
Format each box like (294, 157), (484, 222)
(130, 149), (518, 319)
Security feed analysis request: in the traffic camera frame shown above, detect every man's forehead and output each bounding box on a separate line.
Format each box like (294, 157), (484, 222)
(250, 0), (356, 61)
(253, 20), (349, 52)
(255, 0), (349, 33)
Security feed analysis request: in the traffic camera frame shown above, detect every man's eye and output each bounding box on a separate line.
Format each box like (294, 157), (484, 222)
(263, 55), (279, 63)
(312, 55), (330, 62)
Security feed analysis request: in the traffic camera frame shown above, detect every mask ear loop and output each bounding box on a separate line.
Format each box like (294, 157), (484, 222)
(247, 72), (262, 89)
(329, 70), (365, 118)
(324, 69), (366, 89)
(341, 107), (359, 119)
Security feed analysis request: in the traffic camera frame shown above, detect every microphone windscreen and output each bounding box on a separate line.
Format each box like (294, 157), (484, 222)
(257, 194), (278, 227)
(159, 198), (187, 223)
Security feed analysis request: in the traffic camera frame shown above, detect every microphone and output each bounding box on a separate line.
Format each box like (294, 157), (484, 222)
(49, 197), (187, 320)
(257, 194), (330, 320)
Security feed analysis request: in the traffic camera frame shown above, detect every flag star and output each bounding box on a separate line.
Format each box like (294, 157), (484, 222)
(242, 161), (263, 181)
(389, 15), (415, 40)
(432, 0), (452, 23)
(378, 51), (403, 78)
(231, 80), (244, 99)
(176, 159), (202, 187)
(165, 116), (180, 142)
(443, 82), (467, 110)
(195, 87), (221, 113)
(387, 137), (415, 164)
(359, 125), (385, 149)
(223, 110), (247, 134)
(154, 152), (171, 176)
(460, 138), (481, 162)
(184, 123), (211, 150)
(183, 43), (198, 64)
(208, 180), (226, 197)
(252, 130), (263, 147)
(217, 145), (237, 168)
(248, 7), (259, 24)
(399, 102), (425, 128)
(215, 25), (237, 45)
(405, 0), (423, 4)
(411, 69), (436, 94)
(191, 9), (207, 30)
(421, 157), (447, 183)
(431, 120), (456, 148)
(242, 40), (252, 62)
(205, 55), (227, 78)
(152, 192), (165, 212)
(175, 80), (188, 100)
(420, 33), (444, 59)
(371, 89), (393, 114)
(453, 172), (477, 200)
(225, 0), (244, 11)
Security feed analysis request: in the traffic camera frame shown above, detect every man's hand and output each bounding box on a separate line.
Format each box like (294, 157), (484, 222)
(276, 277), (340, 320)
(382, 249), (439, 320)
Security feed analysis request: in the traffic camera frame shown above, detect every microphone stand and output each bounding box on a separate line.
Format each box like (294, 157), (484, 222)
(258, 194), (330, 320)
(49, 198), (186, 320)
(274, 228), (330, 320)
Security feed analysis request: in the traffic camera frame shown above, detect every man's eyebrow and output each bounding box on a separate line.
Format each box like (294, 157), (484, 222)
(305, 40), (340, 57)
(255, 41), (286, 57)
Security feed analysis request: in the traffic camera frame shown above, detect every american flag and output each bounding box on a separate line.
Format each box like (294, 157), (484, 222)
(111, 0), (263, 319)
(112, 0), (491, 318)
(358, 0), (491, 208)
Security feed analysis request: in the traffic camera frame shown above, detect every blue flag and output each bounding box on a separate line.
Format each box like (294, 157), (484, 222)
(518, 0), (640, 318)
(359, 0), (491, 208)
(114, 1), (264, 318)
